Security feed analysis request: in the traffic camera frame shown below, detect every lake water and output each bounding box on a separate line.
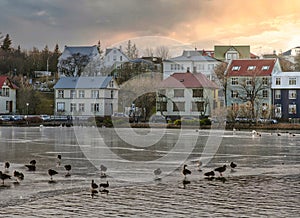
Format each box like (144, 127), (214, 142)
(0, 126), (299, 217)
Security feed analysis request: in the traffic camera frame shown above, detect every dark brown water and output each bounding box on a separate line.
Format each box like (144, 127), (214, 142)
(0, 127), (299, 217)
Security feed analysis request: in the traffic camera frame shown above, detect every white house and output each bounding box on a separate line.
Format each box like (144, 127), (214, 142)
(103, 47), (130, 70)
(163, 50), (221, 80)
(0, 76), (18, 114)
(53, 76), (119, 117)
(156, 72), (219, 118)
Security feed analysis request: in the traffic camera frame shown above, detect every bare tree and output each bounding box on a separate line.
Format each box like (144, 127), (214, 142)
(233, 71), (271, 120)
(155, 46), (170, 60)
(214, 62), (228, 105)
(144, 47), (154, 57)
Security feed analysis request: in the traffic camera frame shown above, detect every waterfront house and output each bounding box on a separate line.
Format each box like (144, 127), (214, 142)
(102, 47), (130, 75)
(156, 71), (219, 119)
(0, 76), (18, 114)
(226, 58), (281, 119)
(162, 50), (221, 80)
(53, 76), (119, 117)
(272, 71), (300, 120)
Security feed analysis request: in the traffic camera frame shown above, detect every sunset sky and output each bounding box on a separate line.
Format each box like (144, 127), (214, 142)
(1, 0), (299, 56)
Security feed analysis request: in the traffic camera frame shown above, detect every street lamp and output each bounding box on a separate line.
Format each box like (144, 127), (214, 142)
(26, 103), (29, 117)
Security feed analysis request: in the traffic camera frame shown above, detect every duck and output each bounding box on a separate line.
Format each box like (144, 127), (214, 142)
(13, 170), (24, 182)
(0, 171), (11, 185)
(91, 179), (98, 189)
(4, 161), (10, 172)
(48, 169), (58, 181)
(99, 181), (109, 189)
(64, 164), (71, 177)
(57, 154), (62, 166)
(25, 160), (36, 171)
(182, 164), (191, 178)
(230, 162), (237, 169)
(100, 164), (107, 178)
(204, 170), (215, 178)
(214, 165), (226, 177)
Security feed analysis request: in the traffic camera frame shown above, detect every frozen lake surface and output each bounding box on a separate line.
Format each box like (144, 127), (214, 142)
(0, 126), (299, 217)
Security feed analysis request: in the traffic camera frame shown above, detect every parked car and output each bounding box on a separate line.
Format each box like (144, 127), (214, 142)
(112, 112), (129, 118)
(257, 118), (278, 124)
(149, 115), (167, 123)
(40, 114), (51, 121)
(12, 115), (25, 121)
(0, 115), (12, 121)
(235, 117), (255, 123)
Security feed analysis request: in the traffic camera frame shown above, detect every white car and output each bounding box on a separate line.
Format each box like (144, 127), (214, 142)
(40, 115), (51, 121)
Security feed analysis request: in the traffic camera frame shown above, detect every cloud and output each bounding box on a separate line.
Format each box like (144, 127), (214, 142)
(0, 0), (299, 53)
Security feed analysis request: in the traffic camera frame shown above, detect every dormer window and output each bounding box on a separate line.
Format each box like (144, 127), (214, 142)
(262, 66), (270, 70)
(247, 66), (256, 70)
(232, 66), (240, 71)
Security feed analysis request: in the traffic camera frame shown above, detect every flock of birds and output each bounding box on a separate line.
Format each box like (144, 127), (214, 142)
(0, 155), (73, 186)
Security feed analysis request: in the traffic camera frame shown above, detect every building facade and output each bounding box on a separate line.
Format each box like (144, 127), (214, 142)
(0, 76), (17, 114)
(272, 71), (300, 120)
(226, 59), (282, 119)
(162, 50), (221, 80)
(156, 72), (219, 118)
(53, 76), (118, 117)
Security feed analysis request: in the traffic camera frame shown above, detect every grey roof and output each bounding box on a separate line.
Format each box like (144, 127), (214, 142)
(54, 76), (112, 89)
(167, 54), (219, 62)
(65, 45), (98, 56)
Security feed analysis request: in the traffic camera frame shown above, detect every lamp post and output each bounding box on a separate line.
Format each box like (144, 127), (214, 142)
(26, 103), (29, 117)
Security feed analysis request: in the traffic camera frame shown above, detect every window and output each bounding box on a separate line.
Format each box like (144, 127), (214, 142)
(275, 78), (281, 85)
(58, 90), (64, 98)
(91, 103), (99, 112)
(192, 102), (204, 112)
(109, 80), (114, 87)
(231, 90), (238, 98)
(70, 90), (76, 99)
(193, 89), (203, 98)
(198, 64), (204, 70)
(227, 52), (238, 60)
(262, 90), (268, 98)
(70, 103), (76, 112)
(289, 90), (297, 99)
(208, 64), (214, 70)
(79, 103), (85, 112)
(246, 79), (252, 86)
(275, 104), (282, 117)
(232, 66), (240, 71)
(262, 77), (268, 85)
(262, 103), (268, 112)
(113, 55), (116, 61)
(120, 56), (122, 61)
(173, 102), (185, 112)
(275, 90), (281, 99)
(91, 90), (99, 99)
(174, 89), (184, 97)
(289, 77), (296, 85)
(262, 66), (270, 70)
(2, 88), (9, 97)
(289, 104), (296, 114)
(247, 91), (253, 98)
(247, 66), (256, 70)
(57, 102), (65, 112)
(111, 90), (114, 99)
(79, 90), (85, 98)
(231, 77), (238, 85)
(6, 101), (9, 110)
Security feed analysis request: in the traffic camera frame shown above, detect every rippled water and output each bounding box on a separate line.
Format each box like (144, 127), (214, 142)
(0, 126), (299, 217)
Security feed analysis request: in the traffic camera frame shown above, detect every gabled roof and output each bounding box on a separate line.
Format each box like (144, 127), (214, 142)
(165, 54), (219, 62)
(159, 72), (219, 89)
(226, 59), (277, 77)
(214, 45), (250, 60)
(53, 76), (113, 89)
(0, 76), (18, 89)
(59, 45), (99, 60)
(105, 47), (128, 59)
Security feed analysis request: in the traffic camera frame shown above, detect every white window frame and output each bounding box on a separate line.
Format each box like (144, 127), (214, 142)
(275, 90), (281, 99)
(231, 77), (238, 85)
(275, 78), (281, 85)
(289, 77), (296, 85)
(79, 90), (85, 98)
(289, 90), (297, 99)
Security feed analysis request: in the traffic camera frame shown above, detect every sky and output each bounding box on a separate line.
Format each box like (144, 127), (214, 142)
(1, 0), (299, 56)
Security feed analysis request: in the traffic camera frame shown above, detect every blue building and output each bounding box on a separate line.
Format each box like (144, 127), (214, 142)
(272, 72), (300, 120)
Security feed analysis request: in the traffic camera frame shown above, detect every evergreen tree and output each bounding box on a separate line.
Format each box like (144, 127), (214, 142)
(1, 34), (12, 51)
(97, 40), (104, 58)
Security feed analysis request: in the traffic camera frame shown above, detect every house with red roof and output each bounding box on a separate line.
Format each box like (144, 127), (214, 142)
(156, 71), (219, 118)
(225, 58), (281, 120)
(0, 76), (18, 114)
